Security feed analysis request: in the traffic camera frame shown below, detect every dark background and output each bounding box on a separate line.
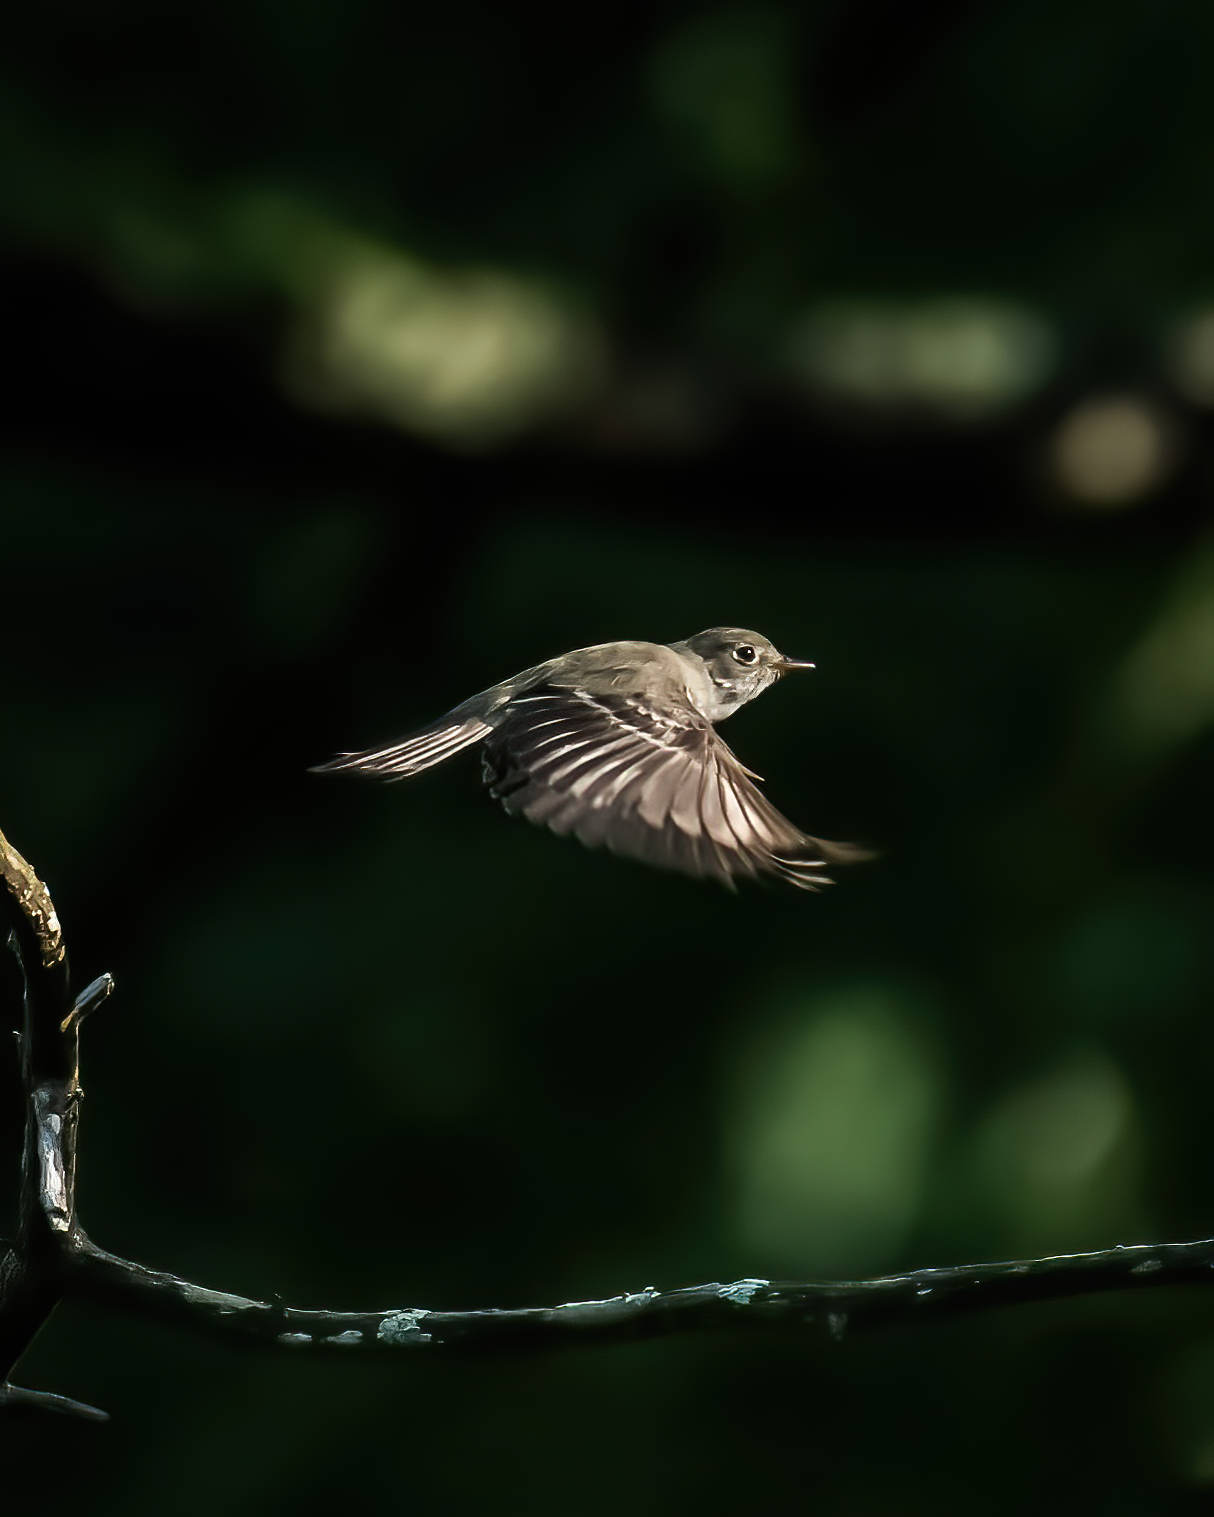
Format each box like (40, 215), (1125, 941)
(3, 1), (1214, 1510)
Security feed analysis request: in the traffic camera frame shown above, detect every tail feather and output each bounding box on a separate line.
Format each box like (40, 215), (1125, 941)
(310, 716), (490, 781)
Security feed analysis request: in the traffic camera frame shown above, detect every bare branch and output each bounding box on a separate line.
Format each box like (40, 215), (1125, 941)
(3, 817), (1214, 1420)
(64, 1233), (1214, 1356)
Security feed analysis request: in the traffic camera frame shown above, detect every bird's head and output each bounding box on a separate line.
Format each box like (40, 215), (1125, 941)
(677, 627), (815, 713)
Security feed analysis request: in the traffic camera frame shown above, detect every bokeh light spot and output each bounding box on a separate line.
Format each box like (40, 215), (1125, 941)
(287, 255), (604, 447)
(1168, 308), (1214, 407)
(729, 983), (941, 1274)
(1050, 394), (1178, 507)
(1107, 542), (1214, 756)
(789, 298), (1054, 417)
(969, 1049), (1137, 1247)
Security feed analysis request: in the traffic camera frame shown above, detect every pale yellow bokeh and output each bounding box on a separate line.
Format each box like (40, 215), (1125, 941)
(789, 297), (1055, 417)
(1050, 394), (1178, 507)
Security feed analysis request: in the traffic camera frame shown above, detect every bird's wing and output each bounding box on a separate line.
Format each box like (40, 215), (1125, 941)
(482, 685), (861, 890)
(310, 714), (491, 779)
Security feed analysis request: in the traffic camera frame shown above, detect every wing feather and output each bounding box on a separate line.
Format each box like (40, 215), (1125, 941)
(311, 715), (490, 779)
(482, 685), (865, 890)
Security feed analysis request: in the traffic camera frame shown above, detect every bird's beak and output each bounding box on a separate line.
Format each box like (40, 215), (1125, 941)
(775, 656), (816, 672)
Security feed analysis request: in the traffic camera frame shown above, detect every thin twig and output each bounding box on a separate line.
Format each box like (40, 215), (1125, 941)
(0, 1382), (108, 1422)
(60, 973), (114, 1035)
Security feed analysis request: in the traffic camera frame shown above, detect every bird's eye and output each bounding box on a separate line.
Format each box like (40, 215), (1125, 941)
(732, 644), (758, 665)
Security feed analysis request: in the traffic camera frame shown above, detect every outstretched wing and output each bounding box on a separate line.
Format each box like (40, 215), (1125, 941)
(310, 714), (490, 779)
(482, 686), (867, 890)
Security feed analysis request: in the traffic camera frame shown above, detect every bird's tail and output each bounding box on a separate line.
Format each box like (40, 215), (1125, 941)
(310, 715), (490, 781)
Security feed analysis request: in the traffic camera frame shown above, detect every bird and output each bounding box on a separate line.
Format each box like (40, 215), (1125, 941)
(312, 627), (871, 891)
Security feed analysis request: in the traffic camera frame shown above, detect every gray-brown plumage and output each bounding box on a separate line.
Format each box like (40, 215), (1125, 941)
(313, 628), (871, 890)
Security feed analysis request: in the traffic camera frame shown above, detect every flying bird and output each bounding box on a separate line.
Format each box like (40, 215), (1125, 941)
(313, 628), (871, 890)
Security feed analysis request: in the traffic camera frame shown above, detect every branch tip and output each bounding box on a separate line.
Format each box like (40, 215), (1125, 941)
(0, 1383), (110, 1422)
(61, 972), (115, 1033)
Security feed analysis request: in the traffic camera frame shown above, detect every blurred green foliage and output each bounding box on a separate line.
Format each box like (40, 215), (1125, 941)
(2, 0), (1214, 1512)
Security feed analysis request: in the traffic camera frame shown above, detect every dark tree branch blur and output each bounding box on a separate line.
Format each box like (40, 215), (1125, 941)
(3, 822), (1214, 1422)
(0, 828), (108, 1421)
